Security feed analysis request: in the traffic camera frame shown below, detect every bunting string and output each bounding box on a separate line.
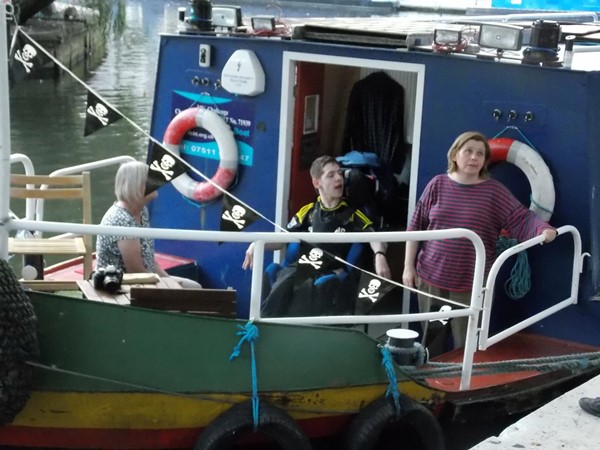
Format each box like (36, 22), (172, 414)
(8, 26), (454, 307)
(12, 27), (280, 231)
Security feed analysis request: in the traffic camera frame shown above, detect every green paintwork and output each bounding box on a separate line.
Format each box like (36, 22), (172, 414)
(31, 292), (399, 394)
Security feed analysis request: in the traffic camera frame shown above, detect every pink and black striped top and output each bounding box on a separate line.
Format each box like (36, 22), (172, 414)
(408, 174), (553, 292)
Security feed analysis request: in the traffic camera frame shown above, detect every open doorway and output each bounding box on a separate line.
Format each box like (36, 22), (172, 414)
(276, 51), (425, 233)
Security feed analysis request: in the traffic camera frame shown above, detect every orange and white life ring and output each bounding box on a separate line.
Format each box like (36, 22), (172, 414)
(162, 107), (238, 203)
(488, 137), (555, 221)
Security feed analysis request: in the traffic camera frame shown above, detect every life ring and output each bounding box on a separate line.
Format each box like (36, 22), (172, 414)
(342, 395), (445, 450)
(163, 106), (238, 203)
(194, 400), (311, 450)
(0, 258), (39, 426)
(488, 138), (555, 222)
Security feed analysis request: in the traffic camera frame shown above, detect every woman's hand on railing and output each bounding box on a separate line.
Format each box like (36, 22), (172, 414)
(541, 228), (558, 244)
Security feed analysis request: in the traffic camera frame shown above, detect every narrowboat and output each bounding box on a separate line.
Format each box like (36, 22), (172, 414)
(3, 1), (600, 448)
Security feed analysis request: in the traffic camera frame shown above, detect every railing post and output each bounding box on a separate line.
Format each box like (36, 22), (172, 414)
(248, 240), (265, 320)
(0, 5), (12, 260)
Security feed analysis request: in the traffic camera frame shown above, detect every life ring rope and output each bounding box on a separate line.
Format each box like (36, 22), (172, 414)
(163, 107), (238, 203)
(488, 137), (555, 222)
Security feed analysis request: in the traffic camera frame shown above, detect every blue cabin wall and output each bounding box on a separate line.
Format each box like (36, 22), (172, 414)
(148, 32), (600, 343)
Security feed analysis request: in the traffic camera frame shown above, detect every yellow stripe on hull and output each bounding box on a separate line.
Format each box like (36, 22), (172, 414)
(13, 382), (441, 429)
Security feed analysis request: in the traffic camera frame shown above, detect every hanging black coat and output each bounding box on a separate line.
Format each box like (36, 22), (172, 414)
(341, 71), (406, 174)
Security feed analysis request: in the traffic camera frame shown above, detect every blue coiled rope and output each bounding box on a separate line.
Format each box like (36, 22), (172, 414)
(380, 346), (401, 417)
(229, 322), (260, 430)
(497, 235), (531, 299)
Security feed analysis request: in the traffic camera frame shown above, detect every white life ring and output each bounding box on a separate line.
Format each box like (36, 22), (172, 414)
(162, 107), (238, 203)
(488, 137), (555, 221)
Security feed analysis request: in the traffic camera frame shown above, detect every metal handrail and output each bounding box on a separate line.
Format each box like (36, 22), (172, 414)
(6, 216), (488, 389)
(9, 153), (36, 221)
(6, 213), (584, 391)
(478, 225), (587, 350)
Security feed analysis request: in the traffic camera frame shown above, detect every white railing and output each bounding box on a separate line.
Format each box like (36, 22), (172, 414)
(3, 211), (585, 390)
(4, 216), (487, 389)
(479, 225), (588, 350)
(10, 153), (135, 226)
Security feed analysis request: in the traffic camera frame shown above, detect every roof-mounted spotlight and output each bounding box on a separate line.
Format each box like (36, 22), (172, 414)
(479, 23), (523, 51)
(433, 25), (476, 53)
(434, 25), (464, 46)
(212, 6), (242, 31)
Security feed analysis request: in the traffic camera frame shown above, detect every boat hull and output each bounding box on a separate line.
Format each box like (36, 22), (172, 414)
(4, 291), (600, 448)
(0, 291), (440, 448)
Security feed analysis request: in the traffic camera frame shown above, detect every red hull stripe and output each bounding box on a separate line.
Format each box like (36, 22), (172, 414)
(0, 415), (350, 449)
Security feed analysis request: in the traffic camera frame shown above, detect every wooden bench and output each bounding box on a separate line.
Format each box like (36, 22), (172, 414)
(75, 274), (182, 305)
(129, 287), (237, 318)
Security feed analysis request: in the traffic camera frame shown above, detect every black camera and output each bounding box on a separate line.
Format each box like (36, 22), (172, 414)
(92, 265), (123, 293)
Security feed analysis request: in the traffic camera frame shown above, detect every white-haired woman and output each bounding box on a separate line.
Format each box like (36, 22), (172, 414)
(96, 161), (201, 288)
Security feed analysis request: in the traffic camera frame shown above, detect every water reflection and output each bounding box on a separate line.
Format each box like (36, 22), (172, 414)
(9, 0), (386, 225)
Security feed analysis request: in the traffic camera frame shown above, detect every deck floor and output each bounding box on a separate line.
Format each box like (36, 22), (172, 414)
(425, 333), (600, 392)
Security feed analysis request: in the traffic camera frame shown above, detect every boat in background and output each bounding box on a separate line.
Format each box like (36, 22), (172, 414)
(4, 1), (600, 448)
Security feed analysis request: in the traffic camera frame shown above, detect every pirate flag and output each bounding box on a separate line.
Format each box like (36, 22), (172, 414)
(84, 91), (122, 136)
(355, 272), (396, 312)
(220, 196), (259, 232)
(145, 141), (189, 195)
(9, 32), (51, 85)
(294, 242), (337, 288)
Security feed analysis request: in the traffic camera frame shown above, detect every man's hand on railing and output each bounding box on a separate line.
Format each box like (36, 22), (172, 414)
(242, 242), (254, 270)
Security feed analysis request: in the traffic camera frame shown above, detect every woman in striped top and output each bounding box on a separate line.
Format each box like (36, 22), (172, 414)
(402, 131), (556, 352)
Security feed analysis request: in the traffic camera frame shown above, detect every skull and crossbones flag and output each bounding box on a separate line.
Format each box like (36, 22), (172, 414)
(220, 196), (258, 232)
(294, 242), (337, 287)
(9, 32), (50, 85)
(356, 272), (395, 306)
(145, 141), (189, 195)
(84, 91), (122, 136)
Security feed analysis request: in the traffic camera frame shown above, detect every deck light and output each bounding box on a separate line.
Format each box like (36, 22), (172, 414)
(251, 15), (277, 33)
(479, 23), (523, 51)
(212, 6), (242, 30)
(433, 26), (464, 46)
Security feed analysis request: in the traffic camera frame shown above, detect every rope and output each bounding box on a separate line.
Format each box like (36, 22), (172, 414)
(530, 195), (554, 216)
(497, 235), (531, 299)
(493, 125), (538, 151)
(403, 351), (600, 380)
(380, 346), (401, 417)
(229, 322), (260, 430)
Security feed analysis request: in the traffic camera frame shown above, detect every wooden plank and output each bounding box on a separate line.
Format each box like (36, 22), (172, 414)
(21, 280), (79, 292)
(11, 187), (85, 199)
(9, 237), (86, 254)
(122, 273), (160, 284)
(76, 280), (129, 305)
(130, 288), (237, 317)
(11, 174), (85, 185)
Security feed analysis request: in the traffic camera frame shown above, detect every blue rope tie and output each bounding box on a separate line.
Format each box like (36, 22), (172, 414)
(380, 346), (401, 417)
(497, 235), (531, 299)
(493, 126), (538, 151)
(229, 322), (260, 430)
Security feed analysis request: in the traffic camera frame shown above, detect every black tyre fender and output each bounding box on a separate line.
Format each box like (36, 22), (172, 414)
(194, 400), (311, 450)
(0, 259), (39, 427)
(342, 395), (445, 450)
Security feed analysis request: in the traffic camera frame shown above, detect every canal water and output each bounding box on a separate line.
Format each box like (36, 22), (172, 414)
(7, 2), (512, 448)
(8, 0), (396, 225)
